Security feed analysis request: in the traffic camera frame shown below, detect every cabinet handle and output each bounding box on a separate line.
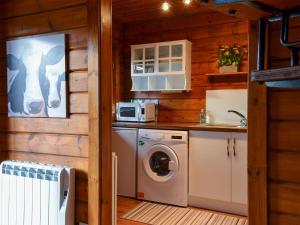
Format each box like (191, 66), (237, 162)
(227, 138), (230, 157)
(233, 138), (236, 157)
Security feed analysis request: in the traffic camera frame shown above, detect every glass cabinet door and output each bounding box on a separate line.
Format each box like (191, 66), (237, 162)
(158, 45), (170, 73)
(133, 62), (144, 74)
(159, 60), (170, 72)
(133, 48), (143, 60)
(171, 44), (183, 72)
(145, 47), (155, 73)
(133, 48), (144, 74)
(171, 44), (183, 57)
(145, 61), (155, 73)
(145, 47), (155, 60)
(159, 46), (170, 58)
(171, 59), (183, 72)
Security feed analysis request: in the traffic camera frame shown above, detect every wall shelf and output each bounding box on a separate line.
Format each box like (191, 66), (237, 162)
(206, 72), (248, 77)
(251, 66), (300, 82)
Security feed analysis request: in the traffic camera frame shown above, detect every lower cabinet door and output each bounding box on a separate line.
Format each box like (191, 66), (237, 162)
(231, 133), (248, 205)
(112, 128), (137, 198)
(189, 131), (232, 202)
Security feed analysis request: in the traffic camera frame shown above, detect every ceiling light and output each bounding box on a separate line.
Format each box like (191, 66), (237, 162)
(183, 0), (192, 5)
(161, 1), (171, 11)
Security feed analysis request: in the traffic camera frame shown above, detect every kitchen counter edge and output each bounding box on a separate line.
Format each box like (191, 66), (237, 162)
(112, 122), (247, 133)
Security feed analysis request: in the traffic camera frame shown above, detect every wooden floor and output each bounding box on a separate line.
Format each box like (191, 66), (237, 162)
(118, 196), (144, 225)
(117, 196), (247, 225)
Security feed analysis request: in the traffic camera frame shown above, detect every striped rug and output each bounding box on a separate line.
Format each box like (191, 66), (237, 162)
(122, 202), (248, 225)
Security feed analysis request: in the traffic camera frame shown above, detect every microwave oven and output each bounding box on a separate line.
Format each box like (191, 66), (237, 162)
(116, 102), (156, 122)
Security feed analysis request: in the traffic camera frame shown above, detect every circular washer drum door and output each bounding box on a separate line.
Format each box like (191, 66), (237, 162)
(143, 144), (179, 182)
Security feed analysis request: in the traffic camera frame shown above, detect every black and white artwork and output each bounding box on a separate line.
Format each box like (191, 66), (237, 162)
(6, 34), (67, 118)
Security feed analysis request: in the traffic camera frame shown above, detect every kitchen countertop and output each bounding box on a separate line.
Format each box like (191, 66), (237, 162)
(113, 121), (247, 133)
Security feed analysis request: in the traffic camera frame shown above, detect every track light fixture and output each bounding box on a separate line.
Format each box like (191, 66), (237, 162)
(162, 0), (193, 12)
(161, 1), (171, 11)
(183, 0), (192, 5)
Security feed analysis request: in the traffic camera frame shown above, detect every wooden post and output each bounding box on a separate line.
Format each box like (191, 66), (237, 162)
(88, 0), (112, 224)
(247, 20), (268, 225)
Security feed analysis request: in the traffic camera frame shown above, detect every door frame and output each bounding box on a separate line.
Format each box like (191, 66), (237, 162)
(86, 2), (269, 224)
(247, 20), (268, 225)
(87, 0), (113, 224)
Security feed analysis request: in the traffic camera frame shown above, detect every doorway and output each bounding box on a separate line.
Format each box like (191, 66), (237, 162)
(111, 0), (250, 224)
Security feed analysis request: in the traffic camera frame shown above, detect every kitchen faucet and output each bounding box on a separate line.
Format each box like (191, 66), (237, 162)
(228, 110), (247, 127)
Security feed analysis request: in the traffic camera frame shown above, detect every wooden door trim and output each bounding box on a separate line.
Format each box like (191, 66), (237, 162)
(247, 20), (268, 225)
(87, 0), (112, 224)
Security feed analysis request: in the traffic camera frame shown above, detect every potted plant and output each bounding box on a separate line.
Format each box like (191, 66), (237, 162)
(217, 44), (242, 73)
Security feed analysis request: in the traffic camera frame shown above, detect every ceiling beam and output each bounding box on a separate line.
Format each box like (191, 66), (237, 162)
(243, 1), (280, 14)
(198, 0), (271, 20)
(213, 0), (280, 14)
(213, 0), (247, 4)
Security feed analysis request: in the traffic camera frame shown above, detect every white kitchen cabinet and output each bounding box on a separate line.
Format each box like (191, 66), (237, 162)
(112, 127), (137, 198)
(131, 40), (191, 92)
(231, 133), (248, 205)
(189, 131), (248, 215)
(189, 132), (232, 202)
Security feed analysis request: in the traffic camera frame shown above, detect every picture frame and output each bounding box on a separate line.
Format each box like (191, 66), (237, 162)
(6, 33), (67, 118)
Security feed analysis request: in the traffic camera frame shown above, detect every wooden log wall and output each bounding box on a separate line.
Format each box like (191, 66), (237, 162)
(115, 12), (249, 122)
(113, 21), (123, 106)
(0, 0), (89, 223)
(267, 17), (300, 225)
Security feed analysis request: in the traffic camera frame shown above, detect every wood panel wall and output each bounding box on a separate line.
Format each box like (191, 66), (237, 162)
(114, 12), (249, 122)
(267, 17), (300, 225)
(0, 0), (89, 223)
(112, 21), (123, 107)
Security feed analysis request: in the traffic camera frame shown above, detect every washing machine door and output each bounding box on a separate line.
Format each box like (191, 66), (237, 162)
(143, 144), (179, 182)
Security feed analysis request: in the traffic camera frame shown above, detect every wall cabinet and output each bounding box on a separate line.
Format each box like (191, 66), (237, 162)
(131, 40), (191, 92)
(189, 131), (247, 215)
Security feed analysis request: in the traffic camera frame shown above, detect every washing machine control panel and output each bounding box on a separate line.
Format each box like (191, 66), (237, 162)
(171, 135), (183, 140)
(139, 130), (187, 144)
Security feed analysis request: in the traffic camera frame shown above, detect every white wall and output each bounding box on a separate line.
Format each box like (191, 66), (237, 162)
(206, 89), (248, 125)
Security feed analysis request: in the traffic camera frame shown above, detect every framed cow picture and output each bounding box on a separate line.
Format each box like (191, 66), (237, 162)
(6, 34), (67, 118)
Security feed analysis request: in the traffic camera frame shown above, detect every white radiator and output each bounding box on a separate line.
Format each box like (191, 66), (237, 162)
(112, 152), (118, 225)
(0, 160), (75, 225)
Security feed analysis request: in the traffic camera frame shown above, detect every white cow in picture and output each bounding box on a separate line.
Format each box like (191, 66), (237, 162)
(6, 34), (67, 118)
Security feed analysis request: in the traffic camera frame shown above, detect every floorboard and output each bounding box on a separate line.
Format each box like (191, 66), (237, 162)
(118, 196), (144, 225)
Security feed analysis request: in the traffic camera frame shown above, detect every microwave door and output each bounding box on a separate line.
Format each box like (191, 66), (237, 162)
(118, 106), (138, 121)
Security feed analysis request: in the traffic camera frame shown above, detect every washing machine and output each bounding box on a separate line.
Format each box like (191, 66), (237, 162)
(137, 129), (188, 207)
